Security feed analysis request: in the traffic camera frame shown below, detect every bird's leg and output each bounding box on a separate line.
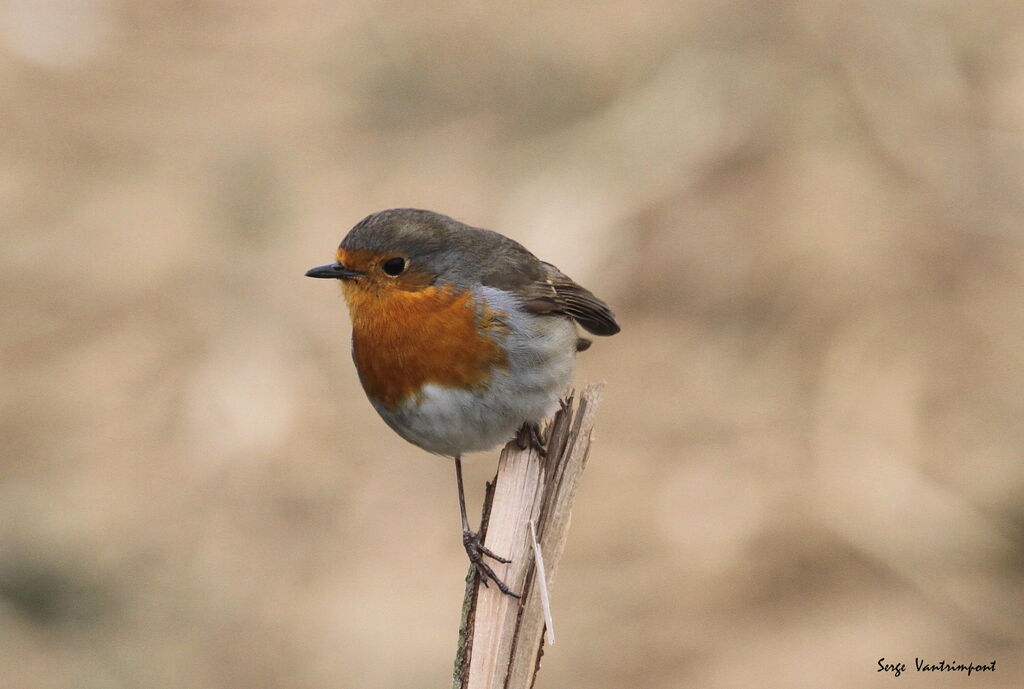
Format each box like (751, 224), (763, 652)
(454, 454), (521, 598)
(515, 421), (548, 455)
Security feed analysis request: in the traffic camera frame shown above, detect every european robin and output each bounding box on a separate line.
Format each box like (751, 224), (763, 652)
(306, 208), (619, 596)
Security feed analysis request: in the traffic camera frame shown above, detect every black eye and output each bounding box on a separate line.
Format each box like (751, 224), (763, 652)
(381, 257), (406, 276)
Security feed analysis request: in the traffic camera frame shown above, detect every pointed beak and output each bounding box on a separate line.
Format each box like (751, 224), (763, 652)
(305, 262), (363, 280)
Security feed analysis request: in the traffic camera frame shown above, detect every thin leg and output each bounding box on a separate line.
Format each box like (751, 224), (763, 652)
(455, 454), (471, 534)
(454, 455), (520, 598)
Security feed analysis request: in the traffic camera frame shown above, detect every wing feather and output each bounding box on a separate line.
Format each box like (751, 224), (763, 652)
(522, 263), (620, 336)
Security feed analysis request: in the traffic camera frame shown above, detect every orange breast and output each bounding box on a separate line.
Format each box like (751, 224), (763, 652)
(343, 283), (509, 410)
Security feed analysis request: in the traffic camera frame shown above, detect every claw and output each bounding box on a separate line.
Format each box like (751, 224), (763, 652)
(463, 530), (521, 598)
(478, 544), (512, 564)
(515, 424), (529, 450)
(515, 421), (548, 456)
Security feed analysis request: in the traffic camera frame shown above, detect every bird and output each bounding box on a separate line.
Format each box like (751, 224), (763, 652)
(306, 208), (619, 596)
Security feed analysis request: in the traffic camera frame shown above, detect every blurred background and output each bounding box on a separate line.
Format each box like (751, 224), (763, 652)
(3, 1), (1024, 687)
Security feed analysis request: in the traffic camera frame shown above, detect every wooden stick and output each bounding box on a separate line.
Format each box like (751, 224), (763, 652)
(451, 383), (605, 689)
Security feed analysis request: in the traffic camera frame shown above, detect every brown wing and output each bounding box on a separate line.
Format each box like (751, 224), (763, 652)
(474, 237), (620, 337)
(521, 262), (621, 336)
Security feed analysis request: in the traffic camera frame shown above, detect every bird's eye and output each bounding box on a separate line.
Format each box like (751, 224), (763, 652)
(381, 257), (406, 276)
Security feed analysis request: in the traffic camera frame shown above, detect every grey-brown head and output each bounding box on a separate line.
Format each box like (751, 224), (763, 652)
(305, 208), (620, 336)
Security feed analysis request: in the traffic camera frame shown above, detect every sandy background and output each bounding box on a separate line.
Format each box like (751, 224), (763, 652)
(3, 2), (1024, 687)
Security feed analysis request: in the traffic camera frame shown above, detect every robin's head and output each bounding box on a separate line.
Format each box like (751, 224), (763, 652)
(305, 208), (533, 301)
(306, 209), (459, 292)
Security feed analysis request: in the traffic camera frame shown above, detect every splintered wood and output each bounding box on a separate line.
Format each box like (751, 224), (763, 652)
(452, 383), (604, 689)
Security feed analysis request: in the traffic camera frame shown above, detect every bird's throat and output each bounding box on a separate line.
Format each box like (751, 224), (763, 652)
(345, 285), (509, 410)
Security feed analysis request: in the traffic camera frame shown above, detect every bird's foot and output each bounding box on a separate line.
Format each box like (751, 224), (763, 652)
(515, 421), (548, 456)
(463, 530), (520, 598)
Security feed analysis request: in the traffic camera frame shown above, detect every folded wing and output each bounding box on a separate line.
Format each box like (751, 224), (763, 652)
(521, 262), (621, 336)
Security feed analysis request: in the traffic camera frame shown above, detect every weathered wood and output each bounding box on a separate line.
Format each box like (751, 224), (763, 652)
(452, 383), (605, 689)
